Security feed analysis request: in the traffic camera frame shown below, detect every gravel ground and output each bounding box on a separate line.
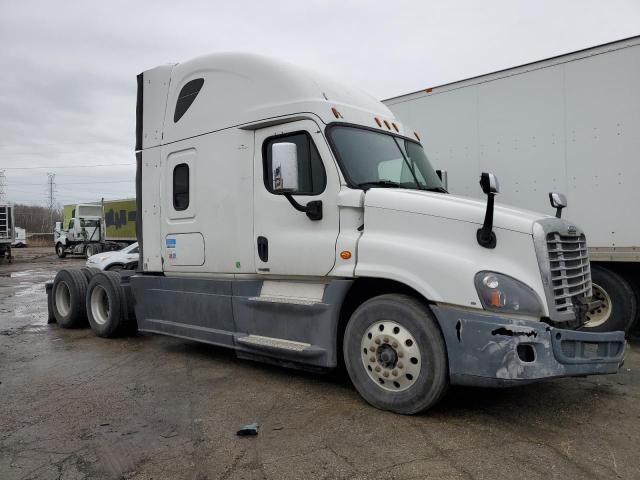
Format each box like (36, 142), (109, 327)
(0, 247), (639, 480)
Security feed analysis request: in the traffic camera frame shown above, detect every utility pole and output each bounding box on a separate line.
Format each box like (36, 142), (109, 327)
(47, 172), (56, 228)
(0, 169), (6, 202)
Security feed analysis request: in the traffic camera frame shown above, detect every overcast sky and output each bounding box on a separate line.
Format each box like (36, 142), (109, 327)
(1, 0), (639, 207)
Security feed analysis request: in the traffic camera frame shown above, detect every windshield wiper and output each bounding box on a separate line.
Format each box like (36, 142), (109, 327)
(357, 180), (401, 189)
(424, 186), (448, 193)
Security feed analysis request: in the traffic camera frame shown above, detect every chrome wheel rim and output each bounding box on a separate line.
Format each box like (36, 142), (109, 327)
(90, 285), (110, 325)
(55, 281), (71, 316)
(360, 320), (421, 392)
(584, 283), (612, 328)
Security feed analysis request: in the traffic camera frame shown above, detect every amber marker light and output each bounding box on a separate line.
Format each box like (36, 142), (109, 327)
(383, 120), (391, 129)
(331, 107), (342, 119)
(374, 117), (382, 127)
(392, 122), (399, 132)
(489, 291), (502, 308)
(414, 131), (421, 141)
(340, 251), (352, 260)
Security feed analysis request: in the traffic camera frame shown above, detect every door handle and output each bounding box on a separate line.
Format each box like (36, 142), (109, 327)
(257, 236), (268, 262)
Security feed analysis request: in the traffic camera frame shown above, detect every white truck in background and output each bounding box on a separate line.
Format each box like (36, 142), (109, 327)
(47, 53), (625, 414)
(0, 203), (15, 262)
(12, 227), (27, 248)
(384, 35), (640, 334)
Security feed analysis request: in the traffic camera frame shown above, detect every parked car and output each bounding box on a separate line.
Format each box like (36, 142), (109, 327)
(86, 242), (139, 270)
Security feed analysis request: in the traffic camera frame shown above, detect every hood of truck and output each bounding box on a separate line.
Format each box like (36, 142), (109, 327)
(363, 189), (548, 234)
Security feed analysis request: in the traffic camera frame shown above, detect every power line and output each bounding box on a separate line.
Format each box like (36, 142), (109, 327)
(3, 163), (135, 170)
(13, 180), (133, 186)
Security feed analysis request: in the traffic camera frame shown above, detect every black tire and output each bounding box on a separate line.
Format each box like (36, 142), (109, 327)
(52, 268), (88, 328)
(85, 244), (96, 258)
(343, 294), (448, 415)
(86, 271), (126, 338)
(106, 264), (124, 271)
(582, 265), (636, 332)
(56, 243), (67, 258)
(620, 269), (640, 335)
(79, 266), (101, 282)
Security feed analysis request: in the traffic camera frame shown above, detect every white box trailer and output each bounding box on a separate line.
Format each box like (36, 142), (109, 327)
(0, 203), (15, 262)
(384, 35), (640, 333)
(47, 53), (626, 414)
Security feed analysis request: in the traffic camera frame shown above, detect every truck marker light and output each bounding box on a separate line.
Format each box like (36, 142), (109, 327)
(340, 250), (352, 260)
(331, 107), (342, 119)
(383, 120), (391, 130)
(374, 117), (382, 127)
(489, 290), (502, 308)
(392, 122), (399, 132)
(414, 132), (421, 141)
(425, 87), (433, 93)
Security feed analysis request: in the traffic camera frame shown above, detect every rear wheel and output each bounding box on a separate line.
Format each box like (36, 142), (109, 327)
(85, 244), (97, 258)
(79, 266), (100, 282)
(582, 265), (636, 332)
(52, 269), (88, 328)
(86, 271), (126, 337)
(56, 243), (66, 258)
(343, 294), (448, 415)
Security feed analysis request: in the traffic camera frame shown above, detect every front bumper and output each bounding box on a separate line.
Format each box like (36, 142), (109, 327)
(431, 305), (626, 387)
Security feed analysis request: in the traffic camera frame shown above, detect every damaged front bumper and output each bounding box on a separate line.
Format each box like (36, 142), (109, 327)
(431, 305), (626, 387)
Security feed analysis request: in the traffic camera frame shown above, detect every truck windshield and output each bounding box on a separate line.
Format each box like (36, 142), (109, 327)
(327, 125), (445, 192)
(81, 219), (99, 228)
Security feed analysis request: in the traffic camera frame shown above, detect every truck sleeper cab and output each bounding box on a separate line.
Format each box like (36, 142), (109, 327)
(53, 53), (624, 414)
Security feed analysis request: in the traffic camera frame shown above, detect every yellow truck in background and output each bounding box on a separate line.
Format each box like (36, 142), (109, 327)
(55, 198), (137, 258)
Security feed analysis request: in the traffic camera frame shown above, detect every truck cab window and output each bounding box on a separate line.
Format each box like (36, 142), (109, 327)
(173, 163), (190, 210)
(327, 125), (444, 192)
(174, 78), (204, 122)
(263, 132), (326, 195)
(68, 219), (74, 229)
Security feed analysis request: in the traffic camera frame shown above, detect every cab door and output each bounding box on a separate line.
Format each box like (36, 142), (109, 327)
(253, 119), (340, 276)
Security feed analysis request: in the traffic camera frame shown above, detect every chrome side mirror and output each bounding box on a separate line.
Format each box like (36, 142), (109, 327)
(549, 192), (567, 218)
(272, 141), (322, 221)
(272, 142), (299, 193)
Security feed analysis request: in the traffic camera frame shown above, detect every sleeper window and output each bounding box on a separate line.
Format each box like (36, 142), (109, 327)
(174, 78), (204, 122)
(263, 132), (326, 195)
(173, 163), (190, 210)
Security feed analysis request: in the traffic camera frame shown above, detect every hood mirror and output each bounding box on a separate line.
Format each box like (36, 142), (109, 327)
(549, 192), (567, 218)
(480, 172), (499, 195)
(477, 172), (498, 249)
(435, 169), (449, 191)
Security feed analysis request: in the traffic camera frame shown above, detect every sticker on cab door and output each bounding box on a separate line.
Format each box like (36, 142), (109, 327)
(166, 238), (176, 261)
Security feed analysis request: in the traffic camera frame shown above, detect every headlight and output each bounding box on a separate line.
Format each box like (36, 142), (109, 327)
(474, 271), (544, 316)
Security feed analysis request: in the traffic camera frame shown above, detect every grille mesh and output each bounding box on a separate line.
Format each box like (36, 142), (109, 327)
(546, 232), (591, 312)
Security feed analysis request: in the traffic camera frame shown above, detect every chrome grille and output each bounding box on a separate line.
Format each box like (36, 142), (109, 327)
(546, 232), (592, 312)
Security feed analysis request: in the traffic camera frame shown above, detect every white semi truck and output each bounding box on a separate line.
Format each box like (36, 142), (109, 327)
(47, 53), (626, 414)
(384, 36), (640, 334)
(54, 202), (136, 258)
(12, 226), (26, 248)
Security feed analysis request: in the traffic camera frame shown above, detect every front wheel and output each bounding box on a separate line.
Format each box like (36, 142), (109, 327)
(343, 294), (449, 415)
(582, 265), (636, 332)
(56, 243), (67, 258)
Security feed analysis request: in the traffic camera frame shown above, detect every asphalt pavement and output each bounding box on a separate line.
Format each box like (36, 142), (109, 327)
(1, 248), (638, 479)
